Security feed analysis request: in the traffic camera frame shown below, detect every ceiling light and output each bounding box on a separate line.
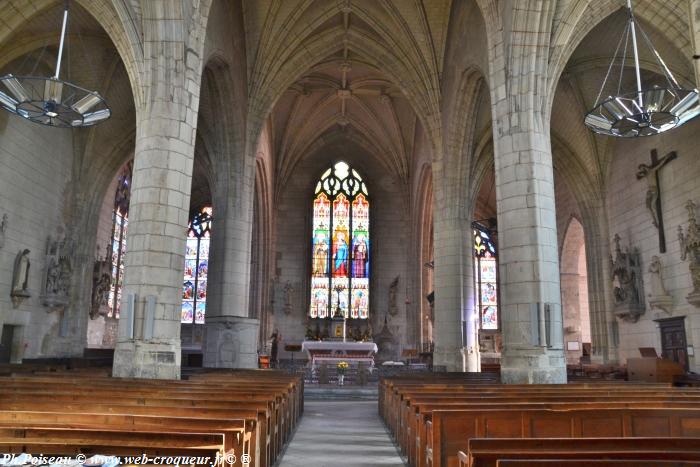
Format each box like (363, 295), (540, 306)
(584, 0), (700, 137)
(0, 1), (110, 128)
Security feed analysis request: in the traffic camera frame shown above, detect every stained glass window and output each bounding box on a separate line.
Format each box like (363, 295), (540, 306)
(107, 161), (132, 318)
(473, 223), (498, 330)
(182, 206), (212, 324)
(310, 162), (370, 319)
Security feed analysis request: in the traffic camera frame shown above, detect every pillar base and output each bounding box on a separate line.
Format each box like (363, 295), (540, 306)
(113, 339), (181, 379)
(500, 348), (566, 384)
(433, 344), (464, 372)
(203, 316), (260, 368)
(461, 346), (480, 372)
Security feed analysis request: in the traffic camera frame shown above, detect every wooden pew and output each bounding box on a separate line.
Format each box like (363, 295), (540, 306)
(496, 461), (700, 467)
(0, 410), (250, 465)
(460, 437), (700, 467)
(1, 372), (301, 459)
(408, 399), (700, 467)
(0, 370), (302, 467)
(389, 386), (700, 461)
(0, 428), (223, 458)
(430, 407), (700, 467)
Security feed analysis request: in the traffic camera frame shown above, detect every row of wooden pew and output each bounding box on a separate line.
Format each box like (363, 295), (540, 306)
(379, 373), (700, 467)
(0, 368), (303, 466)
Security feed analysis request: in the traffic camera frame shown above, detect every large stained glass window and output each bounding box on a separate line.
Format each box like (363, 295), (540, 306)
(182, 207), (212, 324)
(310, 162), (370, 319)
(473, 224), (498, 330)
(107, 161), (132, 318)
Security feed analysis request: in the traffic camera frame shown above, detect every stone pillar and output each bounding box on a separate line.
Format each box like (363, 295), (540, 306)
(203, 137), (259, 369)
(112, 107), (198, 379)
(432, 214), (478, 371)
(582, 202), (619, 363)
(492, 129), (566, 383)
(113, 2), (207, 379)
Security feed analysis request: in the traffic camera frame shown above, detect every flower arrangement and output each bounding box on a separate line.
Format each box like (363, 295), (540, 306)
(337, 361), (349, 375)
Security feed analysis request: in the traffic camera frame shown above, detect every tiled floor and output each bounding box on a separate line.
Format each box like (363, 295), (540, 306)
(277, 400), (406, 467)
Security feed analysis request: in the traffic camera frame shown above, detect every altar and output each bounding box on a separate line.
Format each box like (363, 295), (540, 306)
(302, 340), (378, 368)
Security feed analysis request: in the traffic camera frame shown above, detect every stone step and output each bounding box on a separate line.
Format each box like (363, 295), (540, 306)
(303, 385), (379, 401)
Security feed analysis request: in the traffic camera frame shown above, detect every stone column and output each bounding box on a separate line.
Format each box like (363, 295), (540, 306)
(582, 202), (619, 363)
(492, 128), (566, 383)
(203, 139), (259, 369)
(113, 2), (207, 379)
(432, 187), (478, 372)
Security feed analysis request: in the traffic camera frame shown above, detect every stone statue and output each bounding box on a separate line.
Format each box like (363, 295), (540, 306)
(0, 214), (7, 249)
(42, 232), (74, 311)
(90, 245), (112, 319)
(11, 249), (31, 297)
(647, 255), (673, 315)
(91, 272), (111, 319)
(610, 234), (644, 321)
(283, 281), (294, 315)
(388, 275), (399, 316)
(648, 256), (667, 297)
(678, 200), (700, 306)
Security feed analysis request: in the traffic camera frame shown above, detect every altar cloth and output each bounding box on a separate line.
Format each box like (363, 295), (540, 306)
(302, 341), (378, 367)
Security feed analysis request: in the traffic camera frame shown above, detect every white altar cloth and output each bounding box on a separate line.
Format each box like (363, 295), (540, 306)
(302, 341), (378, 367)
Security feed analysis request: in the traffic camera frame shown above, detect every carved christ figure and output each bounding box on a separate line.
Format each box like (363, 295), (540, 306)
(636, 151), (676, 228)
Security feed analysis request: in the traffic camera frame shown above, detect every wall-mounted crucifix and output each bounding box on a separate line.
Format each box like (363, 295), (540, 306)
(636, 149), (677, 253)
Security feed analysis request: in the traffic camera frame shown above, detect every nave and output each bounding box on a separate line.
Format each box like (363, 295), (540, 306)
(278, 400), (404, 467)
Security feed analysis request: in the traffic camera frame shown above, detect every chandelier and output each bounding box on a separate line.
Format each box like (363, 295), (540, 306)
(584, 0), (700, 137)
(0, 1), (110, 128)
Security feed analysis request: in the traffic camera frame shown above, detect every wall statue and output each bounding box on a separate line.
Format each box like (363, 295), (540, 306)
(11, 249), (31, 307)
(388, 276), (399, 316)
(647, 255), (673, 315)
(43, 232), (74, 312)
(678, 200), (700, 307)
(283, 281), (294, 315)
(90, 246), (112, 319)
(610, 234), (644, 322)
(0, 214), (7, 249)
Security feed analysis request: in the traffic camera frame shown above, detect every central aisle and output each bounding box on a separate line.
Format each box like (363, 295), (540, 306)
(278, 400), (406, 466)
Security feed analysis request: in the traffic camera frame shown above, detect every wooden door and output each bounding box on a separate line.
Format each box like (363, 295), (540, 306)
(659, 317), (688, 371)
(0, 325), (13, 364)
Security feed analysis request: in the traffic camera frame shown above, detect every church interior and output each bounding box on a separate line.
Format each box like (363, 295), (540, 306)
(1, 0), (700, 465)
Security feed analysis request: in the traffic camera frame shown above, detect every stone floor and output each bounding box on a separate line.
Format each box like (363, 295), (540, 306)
(277, 400), (406, 467)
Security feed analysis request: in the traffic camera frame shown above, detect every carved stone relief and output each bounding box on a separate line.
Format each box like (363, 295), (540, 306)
(678, 200), (700, 307)
(610, 234), (645, 322)
(42, 230), (74, 312)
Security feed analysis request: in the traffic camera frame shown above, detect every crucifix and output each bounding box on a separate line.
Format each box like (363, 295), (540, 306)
(636, 149), (677, 253)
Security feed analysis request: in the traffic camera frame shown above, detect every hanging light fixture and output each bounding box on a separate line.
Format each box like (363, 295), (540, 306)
(584, 0), (700, 137)
(0, 1), (110, 128)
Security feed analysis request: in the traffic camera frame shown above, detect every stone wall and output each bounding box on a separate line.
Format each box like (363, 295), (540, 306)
(0, 112), (73, 361)
(607, 118), (700, 371)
